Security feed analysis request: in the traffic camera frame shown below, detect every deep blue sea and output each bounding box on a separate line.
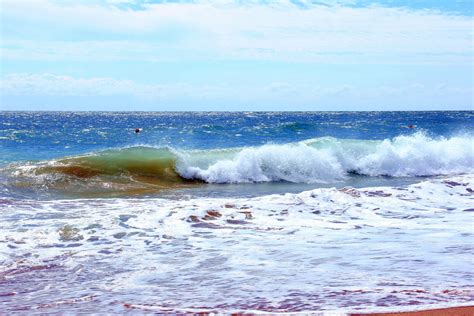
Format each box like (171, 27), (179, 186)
(0, 111), (473, 313)
(1, 111), (473, 199)
(1, 111), (472, 163)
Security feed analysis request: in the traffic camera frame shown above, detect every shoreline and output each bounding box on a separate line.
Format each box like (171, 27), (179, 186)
(120, 304), (474, 314)
(350, 305), (474, 316)
(2, 172), (472, 313)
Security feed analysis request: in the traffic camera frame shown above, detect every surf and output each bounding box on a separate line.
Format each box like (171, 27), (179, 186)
(177, 132), (474, 183)
(1, 132), (473, 197)
(2, 147), (199, 198)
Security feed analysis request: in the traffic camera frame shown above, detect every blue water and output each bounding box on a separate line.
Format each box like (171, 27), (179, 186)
(1, 111), (473, 314)
(1, 111), (472, 165)
(1, 111), (473, 199)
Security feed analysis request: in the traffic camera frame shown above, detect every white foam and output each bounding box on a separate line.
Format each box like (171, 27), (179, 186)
(353, 133), (474, 177)
(177, 143), (345, 183)
(176, 133), (474, 183)
(1, 174), (472, 265)
(1, 174), (473, 311)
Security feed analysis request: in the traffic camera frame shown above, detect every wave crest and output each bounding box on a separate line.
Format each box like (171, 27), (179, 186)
(177, 144), (344, 183)
(177, 133), (473, 183)
(2, 133), (473, 197)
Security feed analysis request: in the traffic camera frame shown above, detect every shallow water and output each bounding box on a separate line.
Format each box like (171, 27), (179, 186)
(1, 175), (473, 313)
(0, 111), (473, 313)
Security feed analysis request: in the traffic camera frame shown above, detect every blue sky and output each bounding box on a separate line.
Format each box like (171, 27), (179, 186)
(0, 0), (472, 111)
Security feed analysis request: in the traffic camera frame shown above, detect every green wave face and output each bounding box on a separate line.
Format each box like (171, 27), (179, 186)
(50, 147), (182, 182)
(4, 147), (199, 198)
(3, 133), (473, 198)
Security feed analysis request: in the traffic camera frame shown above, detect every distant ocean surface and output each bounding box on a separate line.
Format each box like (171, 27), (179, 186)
(1, 111), (473, 313)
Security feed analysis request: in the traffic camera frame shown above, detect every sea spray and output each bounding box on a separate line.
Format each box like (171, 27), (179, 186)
(177, 132), (473, 183)
(176, 143), (345, 183)
(1, 111), (473, 313)
(1, 133), (473, 197)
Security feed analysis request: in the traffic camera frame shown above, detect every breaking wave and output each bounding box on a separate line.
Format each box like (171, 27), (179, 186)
(178, 133), (473, 183)
(2, 132), (473, 196)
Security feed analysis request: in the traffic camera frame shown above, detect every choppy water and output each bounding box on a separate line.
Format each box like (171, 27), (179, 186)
(0, 111), (473, 313)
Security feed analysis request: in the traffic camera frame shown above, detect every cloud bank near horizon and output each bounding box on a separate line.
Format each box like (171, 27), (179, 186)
(1, 0), (473, 110)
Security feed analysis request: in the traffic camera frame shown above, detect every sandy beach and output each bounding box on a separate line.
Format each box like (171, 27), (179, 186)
(352, 305), (474, 316)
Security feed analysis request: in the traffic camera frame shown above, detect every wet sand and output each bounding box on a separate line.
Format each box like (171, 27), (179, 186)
(351, 305), (474, 316)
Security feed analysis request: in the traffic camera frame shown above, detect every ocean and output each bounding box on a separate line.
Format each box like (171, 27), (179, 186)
(0, 111), (473, 313)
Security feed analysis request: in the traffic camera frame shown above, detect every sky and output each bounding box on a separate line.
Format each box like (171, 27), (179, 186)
(0, 0), (473, 111)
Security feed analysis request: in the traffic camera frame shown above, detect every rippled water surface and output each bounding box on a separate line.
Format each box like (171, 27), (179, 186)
(0, 111), (473, 313)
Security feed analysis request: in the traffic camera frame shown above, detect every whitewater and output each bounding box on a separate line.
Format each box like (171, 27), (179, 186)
(1, 174), (473, 313)
(2, 133), (473, 199)
(177, 133), (473, 183)
(0, 111), (473, 314)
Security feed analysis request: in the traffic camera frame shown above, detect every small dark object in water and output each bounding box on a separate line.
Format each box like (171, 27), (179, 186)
(134, 128), (141, 134)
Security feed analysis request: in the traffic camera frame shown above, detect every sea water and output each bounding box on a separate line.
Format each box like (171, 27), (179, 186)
(0, 111), (473, 313)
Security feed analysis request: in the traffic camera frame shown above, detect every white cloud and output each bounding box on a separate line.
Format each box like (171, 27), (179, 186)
(1, 73), (471, 110)
(1, 73), (162, 97)
(0, 73), (242, 99)
(1, 0), (472, 64)
(0, 73), (330, 98)
(4, 73), (469, 100)
(0, 40), (177, 62)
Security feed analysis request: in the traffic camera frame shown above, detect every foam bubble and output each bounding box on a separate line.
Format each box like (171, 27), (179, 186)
(177, 143), (345, 183)
(3, 133), (473, 192)
(176, 133), (474, 183)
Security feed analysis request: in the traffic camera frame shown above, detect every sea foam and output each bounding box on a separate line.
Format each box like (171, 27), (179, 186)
(177, 133), (474, 183)
(0, 174), (473, 312)
(2, 133), (473, 197)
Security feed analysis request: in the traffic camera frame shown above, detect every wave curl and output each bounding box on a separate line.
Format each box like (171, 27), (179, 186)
(2, 133), (473, 197)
